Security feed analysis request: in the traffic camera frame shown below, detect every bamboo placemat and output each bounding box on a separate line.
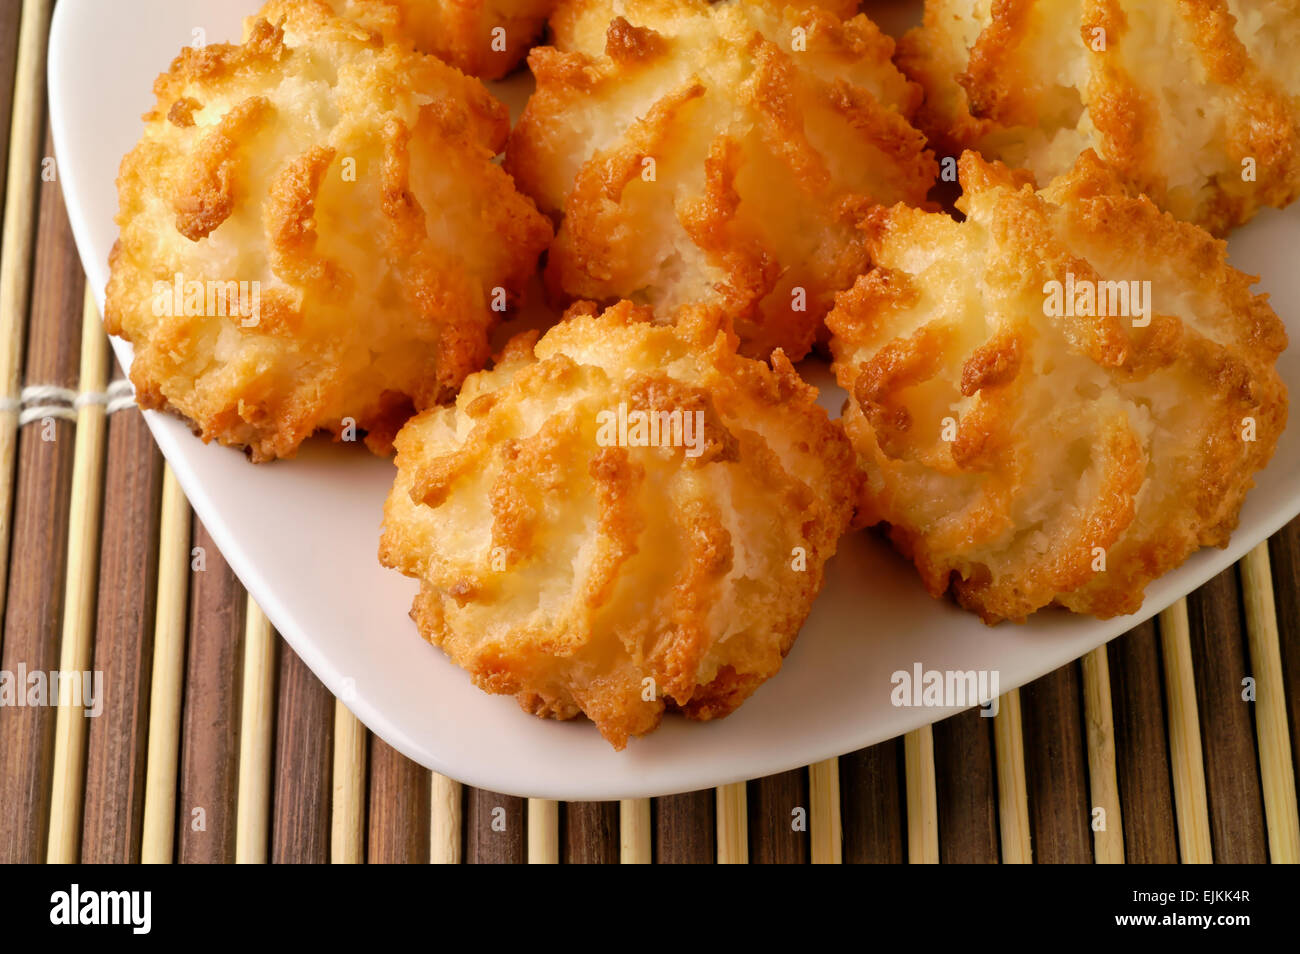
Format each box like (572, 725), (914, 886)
(3, 0), (1297, 864)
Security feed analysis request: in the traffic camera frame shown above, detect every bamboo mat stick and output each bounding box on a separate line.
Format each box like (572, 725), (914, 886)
(1240, 544), (1300, 862)
(563, 801), (617, 862)
(140, 466), (191, 863)
(716, 782), (748, 863)
(235, 599), (276, 863)
(266, 647), (330, 863)
(527, 798), (559, 863)
(430, 773), (462, 864)
(932, 710), (999, 862)
(82, 396), (163, 863)
(366, 739), (430, 862)
(809, 758), (842, 863)
(176, 520), (244, 862)
(1158, 599), (1213, 863)
(0, 137), (83, 864)
(45, 288), (109, 863)
(1186, 571), (1268, 860)
(1019, 669), (1093, 862)
(271, 641), (333, 863)
(1080, 646), (1125, 863)
(749, 770), (808, 862)
(0, 1), (25, 165)
(0, 0), (51, 628)
(1267, 521), (1300, 789)
(993, 689), (1032, 863)
(466, 790), (525, 862)
(619, 799), (651, 863)
(330, 700), (366, 863)
(904, 726), (939, 863)
(1106, 621), (1178, 862)
(656, 792), (715, 863)
(838, 744), (905, 862)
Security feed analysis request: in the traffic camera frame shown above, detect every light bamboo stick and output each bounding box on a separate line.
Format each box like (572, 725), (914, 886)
(716, 782), (748, 863)
(234, 599), (276, 863)
(44, 289), (110, 863)
(993, 688), (1032, 863)
(527, 799), (559, 863)
(140, 465), (192, 863)
(1239, 544), (1300, 863)
(809, 758), (842, 863)
(619, 798), (651, 863)
(0, 0), (54, 626)
(330, 700), (366, 863)
(1080, 645), (1125, 863)
(904, 726), (939, 863)
(430, 773), (462, 864)
(1158, 599), (1213, 863)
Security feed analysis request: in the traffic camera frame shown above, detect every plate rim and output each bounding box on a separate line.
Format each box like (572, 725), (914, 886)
(47, 0), (1300, 800)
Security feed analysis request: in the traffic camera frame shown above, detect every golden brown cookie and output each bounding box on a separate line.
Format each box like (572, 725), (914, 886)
(380, 300), (858, 747)
(321, 0), (557, 78)
(107, 0), (552, 461)
(828, 150), (1288, 623)
(506, 0), (936, 361)
(898, 0), (1300, 234)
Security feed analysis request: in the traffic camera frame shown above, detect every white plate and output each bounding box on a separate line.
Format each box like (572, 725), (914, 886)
(49, 0), (1300, 799)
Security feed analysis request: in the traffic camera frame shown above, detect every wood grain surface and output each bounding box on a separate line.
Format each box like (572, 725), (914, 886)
(271, 640), (333, 864)
(1107, 620), (1179, 863)
(0, 0), (24, 207)
(81, 404), (162, 863)
(932, 708), (999, 863)
(175, 519), (245, 864)
(564, 802), (618, 864)
(466, 789), (525, 864)
(1268, 521), (1300, 830)
(0, 121), (81, 863)
(655, 792), (714, 863)
(367, 738), (430, 864)
(1019, 664), (1093, 864)
(748, 770), (810, 864)
(839, 740), (905, 863)
(1186, 569), (1268, 862)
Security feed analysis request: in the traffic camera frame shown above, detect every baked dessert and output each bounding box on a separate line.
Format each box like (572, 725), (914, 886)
(827, 150), (1288, 622)
(106, 0), (553, 461)
(321, 0), (557, 78)
(897, 0), (1300, 234)
(380, 300), (858, 747)
(506, 0), (936, 360)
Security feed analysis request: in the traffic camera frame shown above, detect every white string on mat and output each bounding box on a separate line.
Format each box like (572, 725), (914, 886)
(19, 405), (76, 425)
(3, 379), (136, 425)
(105, 379), (136, 415)
(20, 384), (76, 404)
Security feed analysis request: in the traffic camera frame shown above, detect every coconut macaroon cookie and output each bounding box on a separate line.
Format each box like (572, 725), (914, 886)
(897, 0), (1300, 235)
(827, 151), (1288, 624)
(506, 0), (936, 361)
(379, 301), (858, 748)
(321, 0), (558, 78)
(106, 0), (552, 461)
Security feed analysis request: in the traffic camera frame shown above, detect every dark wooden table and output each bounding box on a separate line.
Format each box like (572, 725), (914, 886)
(2, 0), (1296, 863)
